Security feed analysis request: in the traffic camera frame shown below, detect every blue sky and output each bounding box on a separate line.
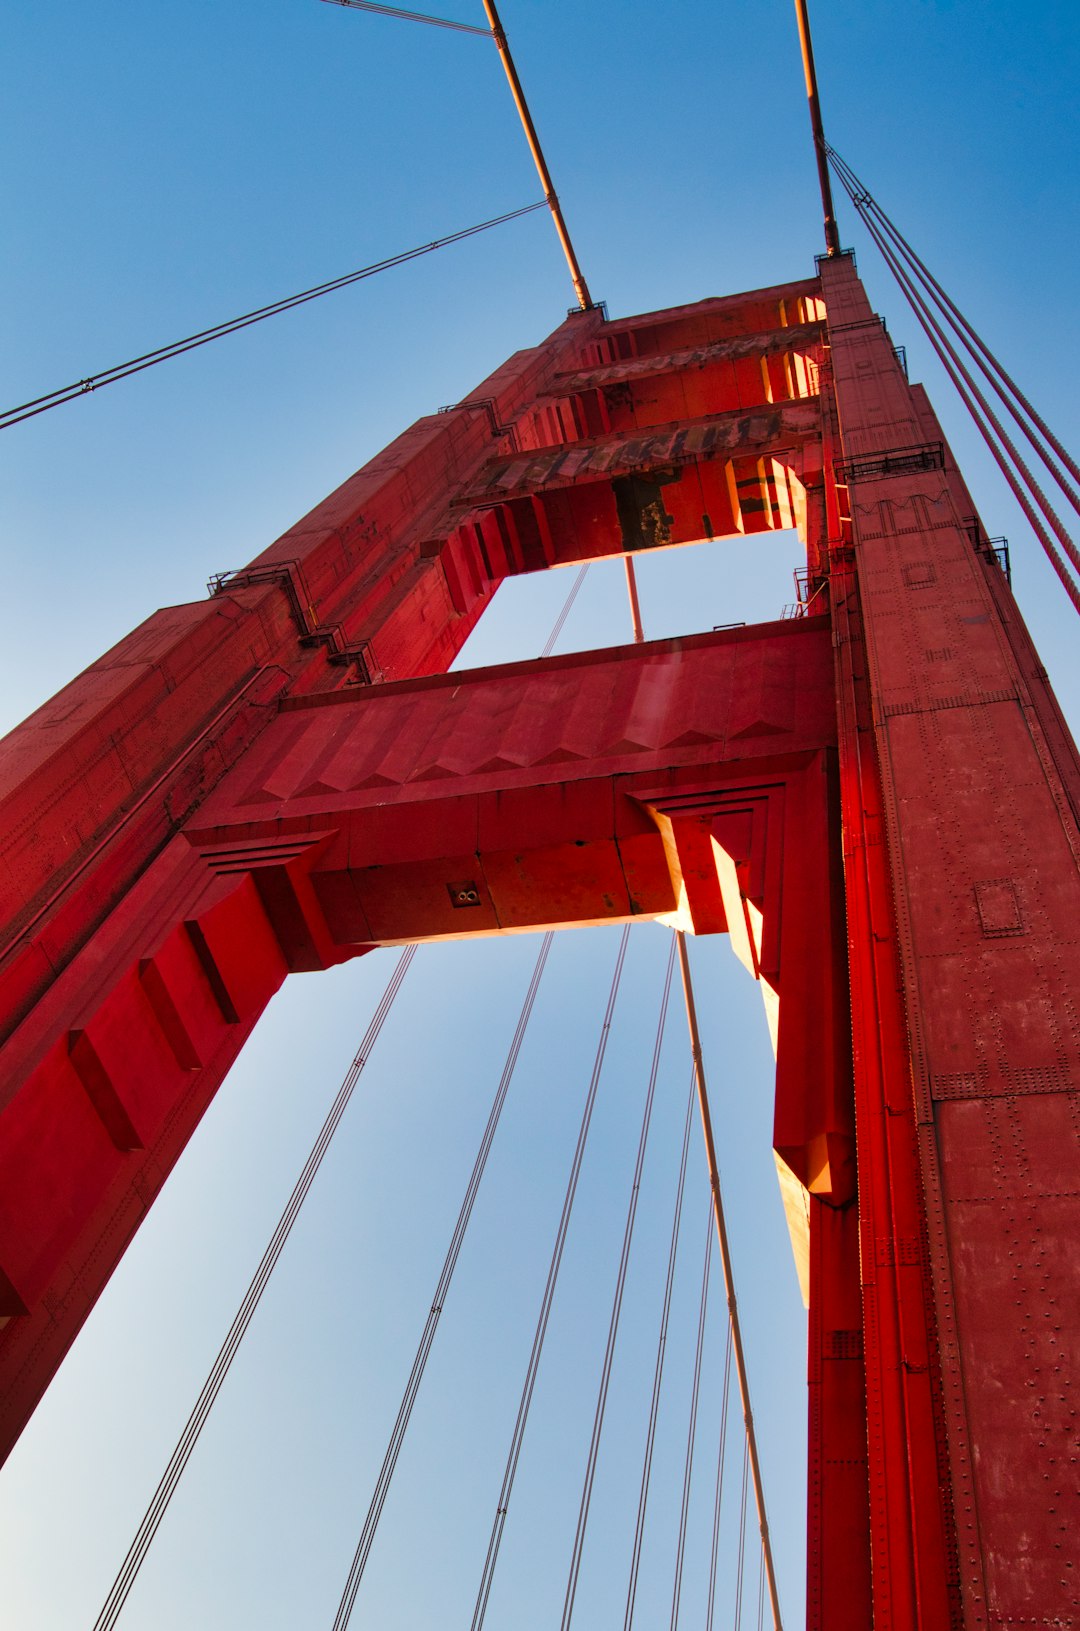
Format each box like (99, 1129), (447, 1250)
(2, 2), (1077, 1627)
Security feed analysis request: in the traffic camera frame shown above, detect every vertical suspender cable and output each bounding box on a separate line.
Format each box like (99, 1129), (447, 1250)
(331, 932), (554, 1629)
(623, 1066), (698, 1631)
(470, 925), (632, 1631)
(540, 563), (589, 658)
(757, 1542), (767, 1631)
(92, 947), (417, 1631)
(669, 1210), (714, 1631)
(330, 557), (592, 1628)
(97, 555), (588, 1629)
(705, 1323), (735, 1631)
(610, 538), (781, 1631)
(733, 1437), (751, 1631)
(560, 936), (678, 1630)
(676, 931), (783, 1631)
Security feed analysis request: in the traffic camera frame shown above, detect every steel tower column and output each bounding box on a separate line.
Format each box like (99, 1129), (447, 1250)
(0, 263), (1076, 1628)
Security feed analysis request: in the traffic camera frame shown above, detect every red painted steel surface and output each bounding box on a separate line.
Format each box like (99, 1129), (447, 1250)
(0, 262), (1076, 1630)
(822, 253), (1080, 1630)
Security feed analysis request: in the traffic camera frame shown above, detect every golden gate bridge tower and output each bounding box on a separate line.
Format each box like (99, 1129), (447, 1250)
(1, 5), (1077, 1628)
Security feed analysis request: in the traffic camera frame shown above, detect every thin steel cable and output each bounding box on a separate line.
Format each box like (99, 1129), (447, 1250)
(757, 1543), (767, 1631)
(329, 555), (598, 1628)
(827, 151), (1080, 573)
(733, 1436), (751, 1631)
(705, 1322), (735, 1631)
(616, 414), (781, 1631)
(623, 1064), (698, 1631)
(318, 0), (490, 33)
(560, 935), (678, 1631)
(91, 946), (417, 1631)
(331, 932), (553, 1630)
(829, 164), (1080, 615)
(826, 146), (1080, 503)
(470, 924), (632, 1631)
(540, 564), (589, 658)
(676, 933), (782, 1631)
(670, 1208), (714, 1631)
(327, 0), (594, 310)
(2, 203), (545, 431)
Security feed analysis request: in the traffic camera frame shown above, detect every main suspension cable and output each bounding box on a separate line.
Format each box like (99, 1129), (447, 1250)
(670, 1208), (714, 1631)
(2, 203), (545, 431)
(790, 0), (1079, 606)
(827, 156), (1080, 616)
(331, 933), (554, 1630)
(470, 924), (632, 1631)
(827, 147), (1080, 511)
(623, 1064), (698, 1631)
(560, 935), (678, 1630)
(875, 244), (1080, 612)
(827, 150), (1080, 577)
(791, 0), (841, 255)
(478, 0), (593, 310)
(91, 946), (417, 1631)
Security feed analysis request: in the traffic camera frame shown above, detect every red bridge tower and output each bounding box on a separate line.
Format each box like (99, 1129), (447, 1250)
(1, 252), (1077, 1629)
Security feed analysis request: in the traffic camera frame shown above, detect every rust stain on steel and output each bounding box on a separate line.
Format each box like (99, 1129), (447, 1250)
(613, 468), (681, 551)
(455, 403), (807, 506)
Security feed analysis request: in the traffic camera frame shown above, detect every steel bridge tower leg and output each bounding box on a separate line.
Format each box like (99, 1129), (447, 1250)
(0, 261), (1076, 1629)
